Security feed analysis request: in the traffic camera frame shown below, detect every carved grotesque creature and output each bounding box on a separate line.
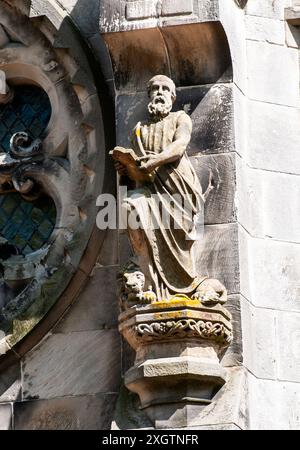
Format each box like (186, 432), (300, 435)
(119, 268), (227, 308)
(192, 278), (227, 305)
(124, 270), (145, 299)
(119, 263), (157, 310)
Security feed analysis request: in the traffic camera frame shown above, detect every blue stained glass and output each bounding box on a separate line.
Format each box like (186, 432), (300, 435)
(0, 85), (56, 255)
(0, 85), (52, 152)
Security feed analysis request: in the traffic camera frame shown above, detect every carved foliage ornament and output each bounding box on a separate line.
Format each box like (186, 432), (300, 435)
(0, 3), (104, 353)
(136, 318), (233, 345)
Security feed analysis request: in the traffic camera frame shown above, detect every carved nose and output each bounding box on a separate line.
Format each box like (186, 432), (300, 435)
(124, 276), (134, 286)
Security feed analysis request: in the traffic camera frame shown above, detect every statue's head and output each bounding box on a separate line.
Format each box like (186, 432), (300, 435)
(147, 75), (176, 120)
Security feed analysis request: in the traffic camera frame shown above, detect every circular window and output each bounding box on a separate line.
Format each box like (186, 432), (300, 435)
(0, 85), (56, 255)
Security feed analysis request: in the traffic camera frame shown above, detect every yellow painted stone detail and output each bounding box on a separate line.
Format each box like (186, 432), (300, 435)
(150, 295), (208, 321)
(152, 295), (200, 309)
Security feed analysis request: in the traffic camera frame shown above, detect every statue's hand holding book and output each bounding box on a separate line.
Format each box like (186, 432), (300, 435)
(110, 146), (155, 183)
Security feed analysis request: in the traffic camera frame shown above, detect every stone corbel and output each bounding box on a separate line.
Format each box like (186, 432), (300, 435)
(119, 294), (233, 428)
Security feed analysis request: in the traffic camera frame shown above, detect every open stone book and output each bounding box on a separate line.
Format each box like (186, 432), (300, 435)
(110, 146), (155, 183)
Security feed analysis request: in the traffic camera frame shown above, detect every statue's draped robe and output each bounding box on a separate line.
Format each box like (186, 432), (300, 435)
(125, 111), (204, 300)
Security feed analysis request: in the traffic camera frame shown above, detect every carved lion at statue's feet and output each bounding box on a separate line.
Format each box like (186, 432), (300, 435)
(118, 263), (157, 310)
(118, 263), (226, 309)
(191, 278), (227, 305)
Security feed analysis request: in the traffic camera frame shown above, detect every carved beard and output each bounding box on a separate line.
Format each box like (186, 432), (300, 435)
(148, 96), (173, 120)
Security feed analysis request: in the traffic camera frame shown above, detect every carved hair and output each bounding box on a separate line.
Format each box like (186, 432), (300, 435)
(147, 75), (176, 102)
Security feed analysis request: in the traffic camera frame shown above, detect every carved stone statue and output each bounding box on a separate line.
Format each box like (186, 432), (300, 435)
(112, 74), (226, 305)
(112, 76), (233, 428)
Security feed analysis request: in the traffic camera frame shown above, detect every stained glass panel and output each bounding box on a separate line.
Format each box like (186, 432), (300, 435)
(0, 85), (56, 255)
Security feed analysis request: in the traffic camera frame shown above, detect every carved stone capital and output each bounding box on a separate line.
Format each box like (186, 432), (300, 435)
(119, 297), (233, 349)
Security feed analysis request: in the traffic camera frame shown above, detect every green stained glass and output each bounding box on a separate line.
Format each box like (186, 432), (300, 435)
(0, 85), (56, 255)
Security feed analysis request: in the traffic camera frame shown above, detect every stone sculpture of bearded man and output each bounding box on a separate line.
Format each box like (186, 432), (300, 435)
(112, 75), (226, 305)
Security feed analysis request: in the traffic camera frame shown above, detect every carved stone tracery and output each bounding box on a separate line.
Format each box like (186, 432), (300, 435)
(0, 2), (105, 354)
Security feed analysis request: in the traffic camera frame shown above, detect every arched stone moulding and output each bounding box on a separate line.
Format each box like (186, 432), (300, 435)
(103, 21), (232, 92)
(0, 0), (107, 359)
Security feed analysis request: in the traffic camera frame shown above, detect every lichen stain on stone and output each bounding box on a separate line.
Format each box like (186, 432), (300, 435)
(152, 297), (201, 309)
(153, 310), (196, 321)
